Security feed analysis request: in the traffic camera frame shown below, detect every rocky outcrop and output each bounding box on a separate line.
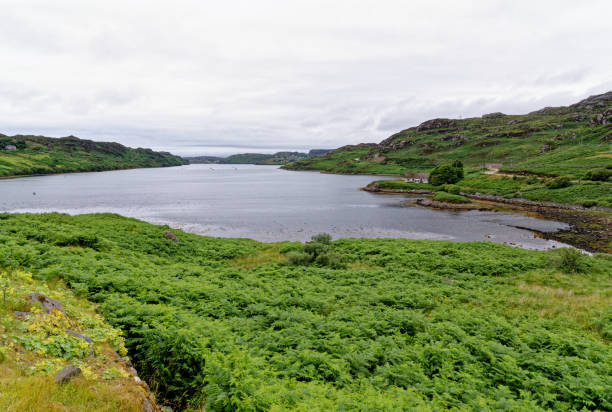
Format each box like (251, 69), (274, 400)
(25, 293), (67, 316)
(416, 118), (456, 131)
(589, 108), (612, 126)
(55, 365), (82, 384)
(164, 231), (179, 242)
(482, 112), (505, 119)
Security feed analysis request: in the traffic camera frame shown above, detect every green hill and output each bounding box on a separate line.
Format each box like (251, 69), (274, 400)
(1, 213), (612, 410)
(0, 134), (187, 177)
(284, 92), (612, 177)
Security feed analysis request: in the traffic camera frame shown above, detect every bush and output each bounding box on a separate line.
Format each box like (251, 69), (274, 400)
(430, 164), (463, 186)
(546, 176), (572, 189)
(303, 242), (329, 258)
(442, 184), (461, 195)
(582, 200), (598, 208)
(315, 252), (346, 269)
(555, 248), (587, 273)
(287, 251), (313, 265)
(585, 169), (612, 182)
(433, 192), (471, 204)
(311, 233), (332, 244)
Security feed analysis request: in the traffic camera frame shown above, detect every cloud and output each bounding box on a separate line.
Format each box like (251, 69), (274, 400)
(0, 0), (611, 155)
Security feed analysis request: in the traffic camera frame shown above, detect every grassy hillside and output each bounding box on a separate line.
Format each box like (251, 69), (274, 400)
(0, 268), (157, 411)
(2, 213), (612, 410)
(284, 92), (612, 177)
(0, 134), (186, 177)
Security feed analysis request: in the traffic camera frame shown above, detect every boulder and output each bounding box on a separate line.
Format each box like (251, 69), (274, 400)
(416, 118), (456, 131)
(55, 365), (82, 384)
(163, 231), (179, 242)
(25, 293), (67, 316)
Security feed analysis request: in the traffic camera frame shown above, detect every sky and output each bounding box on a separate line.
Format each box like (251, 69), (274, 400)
(1, 0), (611, 157)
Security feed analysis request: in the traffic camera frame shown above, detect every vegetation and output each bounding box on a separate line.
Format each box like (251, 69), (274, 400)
(430, 161), (464, 186)
(432, 192), (471, 204)
(0, 268), (152, 411)
(0, 133), (186, 177)
(1, 213), (612, 410)
(284, 92), (612, 206)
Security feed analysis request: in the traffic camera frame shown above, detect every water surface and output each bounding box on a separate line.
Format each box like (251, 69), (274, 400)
(0, 164), (569, 249)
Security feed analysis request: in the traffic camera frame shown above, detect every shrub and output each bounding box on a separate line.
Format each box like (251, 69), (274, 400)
(433, 192), (471, 204)
(554, 248), (586, 273)
(430, 164), (463, 186)
(585, 169), (612, 182)
(303, 241), (329, 258)
(315, 252), (346, 269)
(442, 184), (461, 195)
(546, 176), (572, 189)
(311, 233), (332, 244)
(582, 200), (598, 208)
(287, 251), (312, 265)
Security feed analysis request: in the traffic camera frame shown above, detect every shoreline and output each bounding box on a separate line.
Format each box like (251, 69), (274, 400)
(364, 187), (611, 253)
(0, 163), (187, 180)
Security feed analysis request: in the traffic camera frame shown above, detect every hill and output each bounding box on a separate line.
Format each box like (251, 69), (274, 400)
(284, 92), (612, 177)
(1, 213), (612, 410)
(0, 134), (187, 177)
(184, 149), (333, 165)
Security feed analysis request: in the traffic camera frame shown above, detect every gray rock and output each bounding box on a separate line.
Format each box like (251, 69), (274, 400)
(142, 398), (155, 412)
(55, 365), (82, 384)
(163, 231), (179, 242)
(66, 329), (94, 356)
(120, 356), (133, 367)
(13, 311), (34, 318)
(25, 293), (67, 316)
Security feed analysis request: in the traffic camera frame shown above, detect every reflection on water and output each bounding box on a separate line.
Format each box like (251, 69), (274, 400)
(0, 164), (570, 249)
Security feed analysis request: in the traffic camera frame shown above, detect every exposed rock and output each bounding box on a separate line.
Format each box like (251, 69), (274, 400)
(161, 407), (174, 412)
(13, 311), (34, 318)
(163, 231), (179, 242)
(539, 142), (556, 153)
(25, 293), (67, 316)
(589, 108), (612, 126)
(416, 118), (456, 131)
(66, 329), (94, 356)
(121, 356), (133, 367)
(142, 398), (155, 412)
(55, 365), (82, 384)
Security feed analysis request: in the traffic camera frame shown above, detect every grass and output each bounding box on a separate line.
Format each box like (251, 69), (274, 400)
(1, 213), (612, 410)
(432, 192), (471, 203)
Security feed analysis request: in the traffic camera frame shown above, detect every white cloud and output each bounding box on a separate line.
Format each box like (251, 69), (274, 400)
(0, 0), (610, 155)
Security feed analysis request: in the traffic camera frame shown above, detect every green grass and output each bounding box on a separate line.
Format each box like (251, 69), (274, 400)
(0, 134), (186, 177)
(432, 192), (471, 203)
(1, 213), (612, 410)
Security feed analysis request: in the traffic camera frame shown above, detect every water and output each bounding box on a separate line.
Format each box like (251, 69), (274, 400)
(0, 164), (570, 249)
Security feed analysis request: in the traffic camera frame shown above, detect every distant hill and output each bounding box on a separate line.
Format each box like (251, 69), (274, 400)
(283, 92), (612, 177)
(0, 134), (187, 177)
(184, 149), (333, 165)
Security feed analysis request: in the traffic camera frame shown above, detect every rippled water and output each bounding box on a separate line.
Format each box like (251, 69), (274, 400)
(0, 164), (570, 249)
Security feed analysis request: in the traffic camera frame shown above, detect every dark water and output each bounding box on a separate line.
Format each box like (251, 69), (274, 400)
(0, 164), (570, 249)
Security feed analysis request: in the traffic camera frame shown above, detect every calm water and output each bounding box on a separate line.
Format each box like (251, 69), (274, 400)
(0, 164), (570, 249)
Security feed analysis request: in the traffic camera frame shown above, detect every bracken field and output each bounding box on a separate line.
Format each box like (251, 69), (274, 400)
(1, 213), (612, 411)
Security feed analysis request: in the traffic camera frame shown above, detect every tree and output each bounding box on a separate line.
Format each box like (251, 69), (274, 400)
(430, 163), (463, 186)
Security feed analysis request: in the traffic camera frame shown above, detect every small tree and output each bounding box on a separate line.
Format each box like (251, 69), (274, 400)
(430, 164), (462, 186)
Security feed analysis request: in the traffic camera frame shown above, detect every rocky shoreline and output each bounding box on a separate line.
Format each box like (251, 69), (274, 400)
(364, 184), (612, 253)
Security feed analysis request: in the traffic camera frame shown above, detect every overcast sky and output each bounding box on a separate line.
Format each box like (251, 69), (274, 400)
(1, 0), (611, 156)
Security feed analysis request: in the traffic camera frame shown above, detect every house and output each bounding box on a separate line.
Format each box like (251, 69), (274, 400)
(483, 163), (503, 170)
(4, 145), (17, 151)
(404, 172), (430, 184)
